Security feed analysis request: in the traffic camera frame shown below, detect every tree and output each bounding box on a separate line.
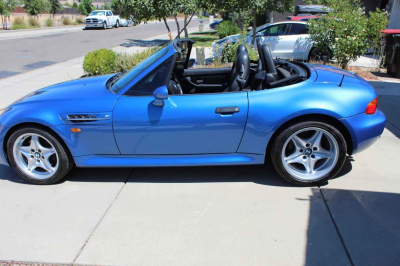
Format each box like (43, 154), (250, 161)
(307, 0), (388, 69)
(100, 0), (112, 10)
(78, 0), (94, 15)
(48, 0), (63, 18)
(72, 1), (78, 8)
(1, 0), (20, 29)
(24, 0), (49, 17)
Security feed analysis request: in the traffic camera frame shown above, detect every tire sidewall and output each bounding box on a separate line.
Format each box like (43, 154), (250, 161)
(7, 127), (72, 185)
(271, 121), (347, 186)
(103, 22), (107, 29)
(116, 20), (119, 28)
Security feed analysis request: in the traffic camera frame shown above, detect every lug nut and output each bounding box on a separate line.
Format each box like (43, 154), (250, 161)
(313, 147), (318, 151)
(299, 149), (303, 152)
(303, 156), (307, 159)
(311, 155), (316, 159)
(306, 143), (310, 147)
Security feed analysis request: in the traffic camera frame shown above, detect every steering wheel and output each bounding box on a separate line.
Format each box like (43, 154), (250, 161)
(168, 72), (183, 95)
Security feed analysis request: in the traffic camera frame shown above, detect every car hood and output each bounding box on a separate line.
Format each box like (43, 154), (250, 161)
(9, 74), (120, 112)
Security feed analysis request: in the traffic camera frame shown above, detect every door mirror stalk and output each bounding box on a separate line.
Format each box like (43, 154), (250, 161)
(152, 86), (169, 107)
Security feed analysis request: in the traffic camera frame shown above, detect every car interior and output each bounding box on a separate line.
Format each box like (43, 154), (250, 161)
(169, 39), (310, 95)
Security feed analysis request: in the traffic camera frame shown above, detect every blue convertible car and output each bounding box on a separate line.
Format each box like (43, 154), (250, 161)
(0, 39), (385, 185)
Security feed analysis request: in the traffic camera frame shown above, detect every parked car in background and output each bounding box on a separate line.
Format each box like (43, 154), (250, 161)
(213, 21), (323, 61)
(294, 5), (333, 15)
(210, 19), (223, 30)
(84, 10), (120, 30)
(286, 15), (318, 21)
(119, 17), (135, 27)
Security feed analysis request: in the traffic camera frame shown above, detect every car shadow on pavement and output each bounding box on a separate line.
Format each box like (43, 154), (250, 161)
(120, 39), (169, 48)
(306, 188), (400, 265)
(0, 157), (354, 186)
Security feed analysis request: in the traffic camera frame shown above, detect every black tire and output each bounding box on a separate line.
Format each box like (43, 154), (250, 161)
(115, 20), (119, 28)
(270, 121), (347, 186)
(309, 47), (331, 62)
(103, 22), (107, 29)
(7, 126), (73, 185)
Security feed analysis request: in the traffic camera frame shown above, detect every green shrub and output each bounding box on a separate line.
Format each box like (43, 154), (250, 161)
(45, 18), (54, 27)
(11, 17), (28, 30)
(75, 16), (84, 24)
(217, 20), (240, 39)
(83, 49), (117, 76)
(61, 16), (72, 25)
(83, 48), (157, 76)
(27, 17), (41, 27)
(114, 48), (156, 72)
(221, 34), (259, 63)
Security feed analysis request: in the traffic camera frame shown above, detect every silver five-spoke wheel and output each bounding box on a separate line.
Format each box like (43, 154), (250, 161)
(281, 127), (339, 181)
(13, 133), (59, 180)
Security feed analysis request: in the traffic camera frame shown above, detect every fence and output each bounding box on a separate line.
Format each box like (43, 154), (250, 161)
(11, 7), (80, 15)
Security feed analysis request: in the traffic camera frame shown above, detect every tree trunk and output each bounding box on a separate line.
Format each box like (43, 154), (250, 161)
(178, 12), (195, 37)
(184, 14), (188, 38)
(163, 17), (172, 40)
(252, 8), (257, 45)
(174, 15), (180, 38)
(237, 7), (243, 31)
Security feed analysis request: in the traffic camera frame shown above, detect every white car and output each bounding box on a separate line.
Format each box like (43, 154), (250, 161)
(213, 21), (319, 61)
(84, 10), (120, 29)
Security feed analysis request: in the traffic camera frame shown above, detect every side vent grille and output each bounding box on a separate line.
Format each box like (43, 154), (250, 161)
(65, 114), (110, 123)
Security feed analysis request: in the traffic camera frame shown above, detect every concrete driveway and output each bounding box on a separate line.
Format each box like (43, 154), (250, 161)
(0, 81), (399, 266)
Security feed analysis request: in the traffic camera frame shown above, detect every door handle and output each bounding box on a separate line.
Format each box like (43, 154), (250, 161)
(215, 107), (240, 114)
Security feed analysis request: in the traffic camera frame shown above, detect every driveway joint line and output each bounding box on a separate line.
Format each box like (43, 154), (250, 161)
(72, 168), (135, 263)
(318, 187), (354, 266)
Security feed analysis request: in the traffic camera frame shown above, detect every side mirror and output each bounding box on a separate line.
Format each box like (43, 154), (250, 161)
(188, 59), (196, 69)
(255, 32), (263, 37)
(152, 86), (168, 107)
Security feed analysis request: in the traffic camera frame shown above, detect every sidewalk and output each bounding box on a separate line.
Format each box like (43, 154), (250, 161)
(0, 25), (199, 109)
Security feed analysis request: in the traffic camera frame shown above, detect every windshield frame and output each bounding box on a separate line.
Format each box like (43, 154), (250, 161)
(108, 42), (175, 95)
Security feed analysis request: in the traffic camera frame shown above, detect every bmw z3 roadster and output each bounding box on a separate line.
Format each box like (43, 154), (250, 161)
(0, 39), (386, 185)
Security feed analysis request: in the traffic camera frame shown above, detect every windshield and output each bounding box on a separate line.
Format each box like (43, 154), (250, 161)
(109, 43), (171, 93)
(89, 11), (105, 16)
(247, 23), (271, 35)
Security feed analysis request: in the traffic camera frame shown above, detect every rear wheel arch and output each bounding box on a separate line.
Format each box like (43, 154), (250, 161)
(265, 114), (353, 158)
(3, 122), (74, 166)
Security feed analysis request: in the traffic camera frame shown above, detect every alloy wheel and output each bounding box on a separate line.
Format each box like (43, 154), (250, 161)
(12, 133), (59, 180)
(281, 127), (339, 181)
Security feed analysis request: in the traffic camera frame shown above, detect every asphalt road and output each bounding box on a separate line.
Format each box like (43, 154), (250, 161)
(0, 18), (199, 79)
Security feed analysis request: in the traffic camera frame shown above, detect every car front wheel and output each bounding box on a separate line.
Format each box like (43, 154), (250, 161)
(115, 20), (119, 28)
(103, 22), (107, 29)
(270, 121), (347, 186)
(7, 126), (73, 185)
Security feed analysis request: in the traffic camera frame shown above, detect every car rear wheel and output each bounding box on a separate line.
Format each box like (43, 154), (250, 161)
(7, 126), (73, 185)
(270, 121), (347, 186)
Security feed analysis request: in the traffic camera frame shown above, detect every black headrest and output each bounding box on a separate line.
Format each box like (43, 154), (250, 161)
(236, 44), (248, 55)
(256, 39), (266, 71)
(262, 44), (277, 75)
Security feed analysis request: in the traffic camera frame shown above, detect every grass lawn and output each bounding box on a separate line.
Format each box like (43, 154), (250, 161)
(189, 34), (219, 47)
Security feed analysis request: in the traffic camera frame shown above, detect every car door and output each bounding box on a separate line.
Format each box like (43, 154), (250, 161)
(258, 23), (291, 58)
(113, 58), (249, 155)
(286, 23), (313, 60)
(106, 11), (113, 25)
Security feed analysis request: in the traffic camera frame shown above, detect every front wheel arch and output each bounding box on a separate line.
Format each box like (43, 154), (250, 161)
(3, 122), (74, 167)
(265, 114), (353, 159)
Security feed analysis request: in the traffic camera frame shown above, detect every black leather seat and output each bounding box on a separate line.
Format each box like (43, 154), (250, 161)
(224, 44), (250, 92)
